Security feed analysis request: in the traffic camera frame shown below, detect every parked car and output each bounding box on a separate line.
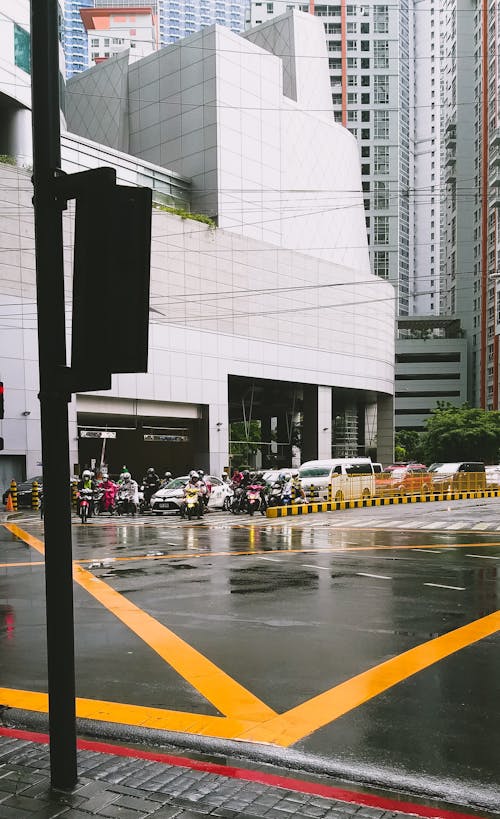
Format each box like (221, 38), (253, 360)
(150, 475), (232, 514)
(375, 464), (430, 497)
(428, 462), (486, 492)
(485, 464), (500, 489)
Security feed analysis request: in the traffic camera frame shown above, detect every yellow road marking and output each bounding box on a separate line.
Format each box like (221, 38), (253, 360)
(240, 608), (500, 746)
(0, 687), (257, 739)
(0, 561), (45, 568)
(3, 539), (500, 571)
(4, 522), (500, 748)
(3, 524), (275, 724)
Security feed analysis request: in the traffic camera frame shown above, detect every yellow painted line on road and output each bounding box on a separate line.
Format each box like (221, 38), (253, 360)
(0, 560), (45, 568)
(4, 522), (500, 748)
(0, 687), (257, 739)
(3, 523), (275, 724)
(240, 608), (500, 746)
(3, 540), (500, 570)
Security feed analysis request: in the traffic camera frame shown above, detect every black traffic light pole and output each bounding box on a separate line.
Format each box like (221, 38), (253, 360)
(31, 1), (78, 790)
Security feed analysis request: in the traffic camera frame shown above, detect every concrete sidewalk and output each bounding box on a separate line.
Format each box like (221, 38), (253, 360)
(0, 729), (485, 819)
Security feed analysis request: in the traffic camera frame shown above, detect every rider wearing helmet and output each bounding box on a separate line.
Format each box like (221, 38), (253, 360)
(117, 471), (139, 515)
(163, 471), (172, 486)
(290, 469), (305, 501)
(180, 471), (203, 518)
(77, 469), (96, 515)
(197, 469), (212, 507)
(142, 466), (160, 506)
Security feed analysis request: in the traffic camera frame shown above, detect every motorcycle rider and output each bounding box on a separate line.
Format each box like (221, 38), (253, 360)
(180, 471), (203, 519)
(197, 469), (212, 508)
(116, 471), (139, 515)
(77, 469), (96, 517)
(98, 473), (117, 514)
(162, 471), (173, 487)
(253, 471), (269, 510)
(142, 467), (160, 507)
(231, 468), (243, 487)
(289, 469), (305, 503)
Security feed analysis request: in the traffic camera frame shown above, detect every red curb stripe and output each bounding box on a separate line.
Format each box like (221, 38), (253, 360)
(0, 726), (488, 819)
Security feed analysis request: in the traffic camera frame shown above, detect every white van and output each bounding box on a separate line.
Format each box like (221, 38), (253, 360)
(298, 458), (376, 502)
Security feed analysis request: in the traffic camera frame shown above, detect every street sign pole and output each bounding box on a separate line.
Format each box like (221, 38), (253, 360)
(31, 1), (77, 790)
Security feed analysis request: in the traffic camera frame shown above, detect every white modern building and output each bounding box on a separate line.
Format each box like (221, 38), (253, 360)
(0, 7), (395, 493)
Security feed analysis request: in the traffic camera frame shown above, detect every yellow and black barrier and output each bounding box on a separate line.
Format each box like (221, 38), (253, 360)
(31, 480), (40, 511)
(72, 481), (78, 509)
(266, 489), (500, 517)
(8, 480), (18, 512)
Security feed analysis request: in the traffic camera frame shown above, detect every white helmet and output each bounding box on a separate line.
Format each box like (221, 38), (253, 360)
(82, 470), (91, 479)
(122, 471), (131, 481)
(189, 470), (199, 480)
(291, 470), (299, 478)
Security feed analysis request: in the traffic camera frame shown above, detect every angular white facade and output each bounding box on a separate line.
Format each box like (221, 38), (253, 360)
(66, 13), (370, 275)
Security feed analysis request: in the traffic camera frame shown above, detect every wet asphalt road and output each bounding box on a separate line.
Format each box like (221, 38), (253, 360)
(2, 499), (500, 811)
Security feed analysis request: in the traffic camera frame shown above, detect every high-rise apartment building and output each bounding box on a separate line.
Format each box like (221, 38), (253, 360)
(439, 1), (477, 404)
(64, 0), (94, 77)
(247, 1), (415, 316)
(161, 0), (246, 44)
(412, 0), (441, 317)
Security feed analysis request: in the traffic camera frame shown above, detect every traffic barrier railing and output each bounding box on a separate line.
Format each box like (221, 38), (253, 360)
(267, 471), (493, 517)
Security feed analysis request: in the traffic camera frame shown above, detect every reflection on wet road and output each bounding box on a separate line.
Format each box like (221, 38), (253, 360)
(1, 507), (500, 806)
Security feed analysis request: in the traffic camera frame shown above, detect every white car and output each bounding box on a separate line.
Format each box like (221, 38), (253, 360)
(150, 475), (233, 514)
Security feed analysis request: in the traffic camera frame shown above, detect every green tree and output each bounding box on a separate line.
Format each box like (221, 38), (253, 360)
(229, 420), (261, 467)
(395, 430), (423, 462)
(419, 403), (500, 464)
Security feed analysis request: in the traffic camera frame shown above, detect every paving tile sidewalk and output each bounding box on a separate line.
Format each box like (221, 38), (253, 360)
(0, 733), (423, 819)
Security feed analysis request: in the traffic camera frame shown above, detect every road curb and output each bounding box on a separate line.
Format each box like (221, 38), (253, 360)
(1, 708), (499, 815)
(266, 489), (500, 517)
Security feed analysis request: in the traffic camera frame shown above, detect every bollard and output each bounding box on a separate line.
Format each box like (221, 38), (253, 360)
(327, 482), (332, 503)
(291, 485), (296, 501)
(72, 481), (78, 509)
(309, 483), (315, 503)
(10, 480), (18, 511)
(32, 480), (40, 511)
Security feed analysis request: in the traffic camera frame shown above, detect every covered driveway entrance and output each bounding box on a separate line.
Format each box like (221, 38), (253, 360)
(228, 376), (378, 471)
(76, 396), (208, 480)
